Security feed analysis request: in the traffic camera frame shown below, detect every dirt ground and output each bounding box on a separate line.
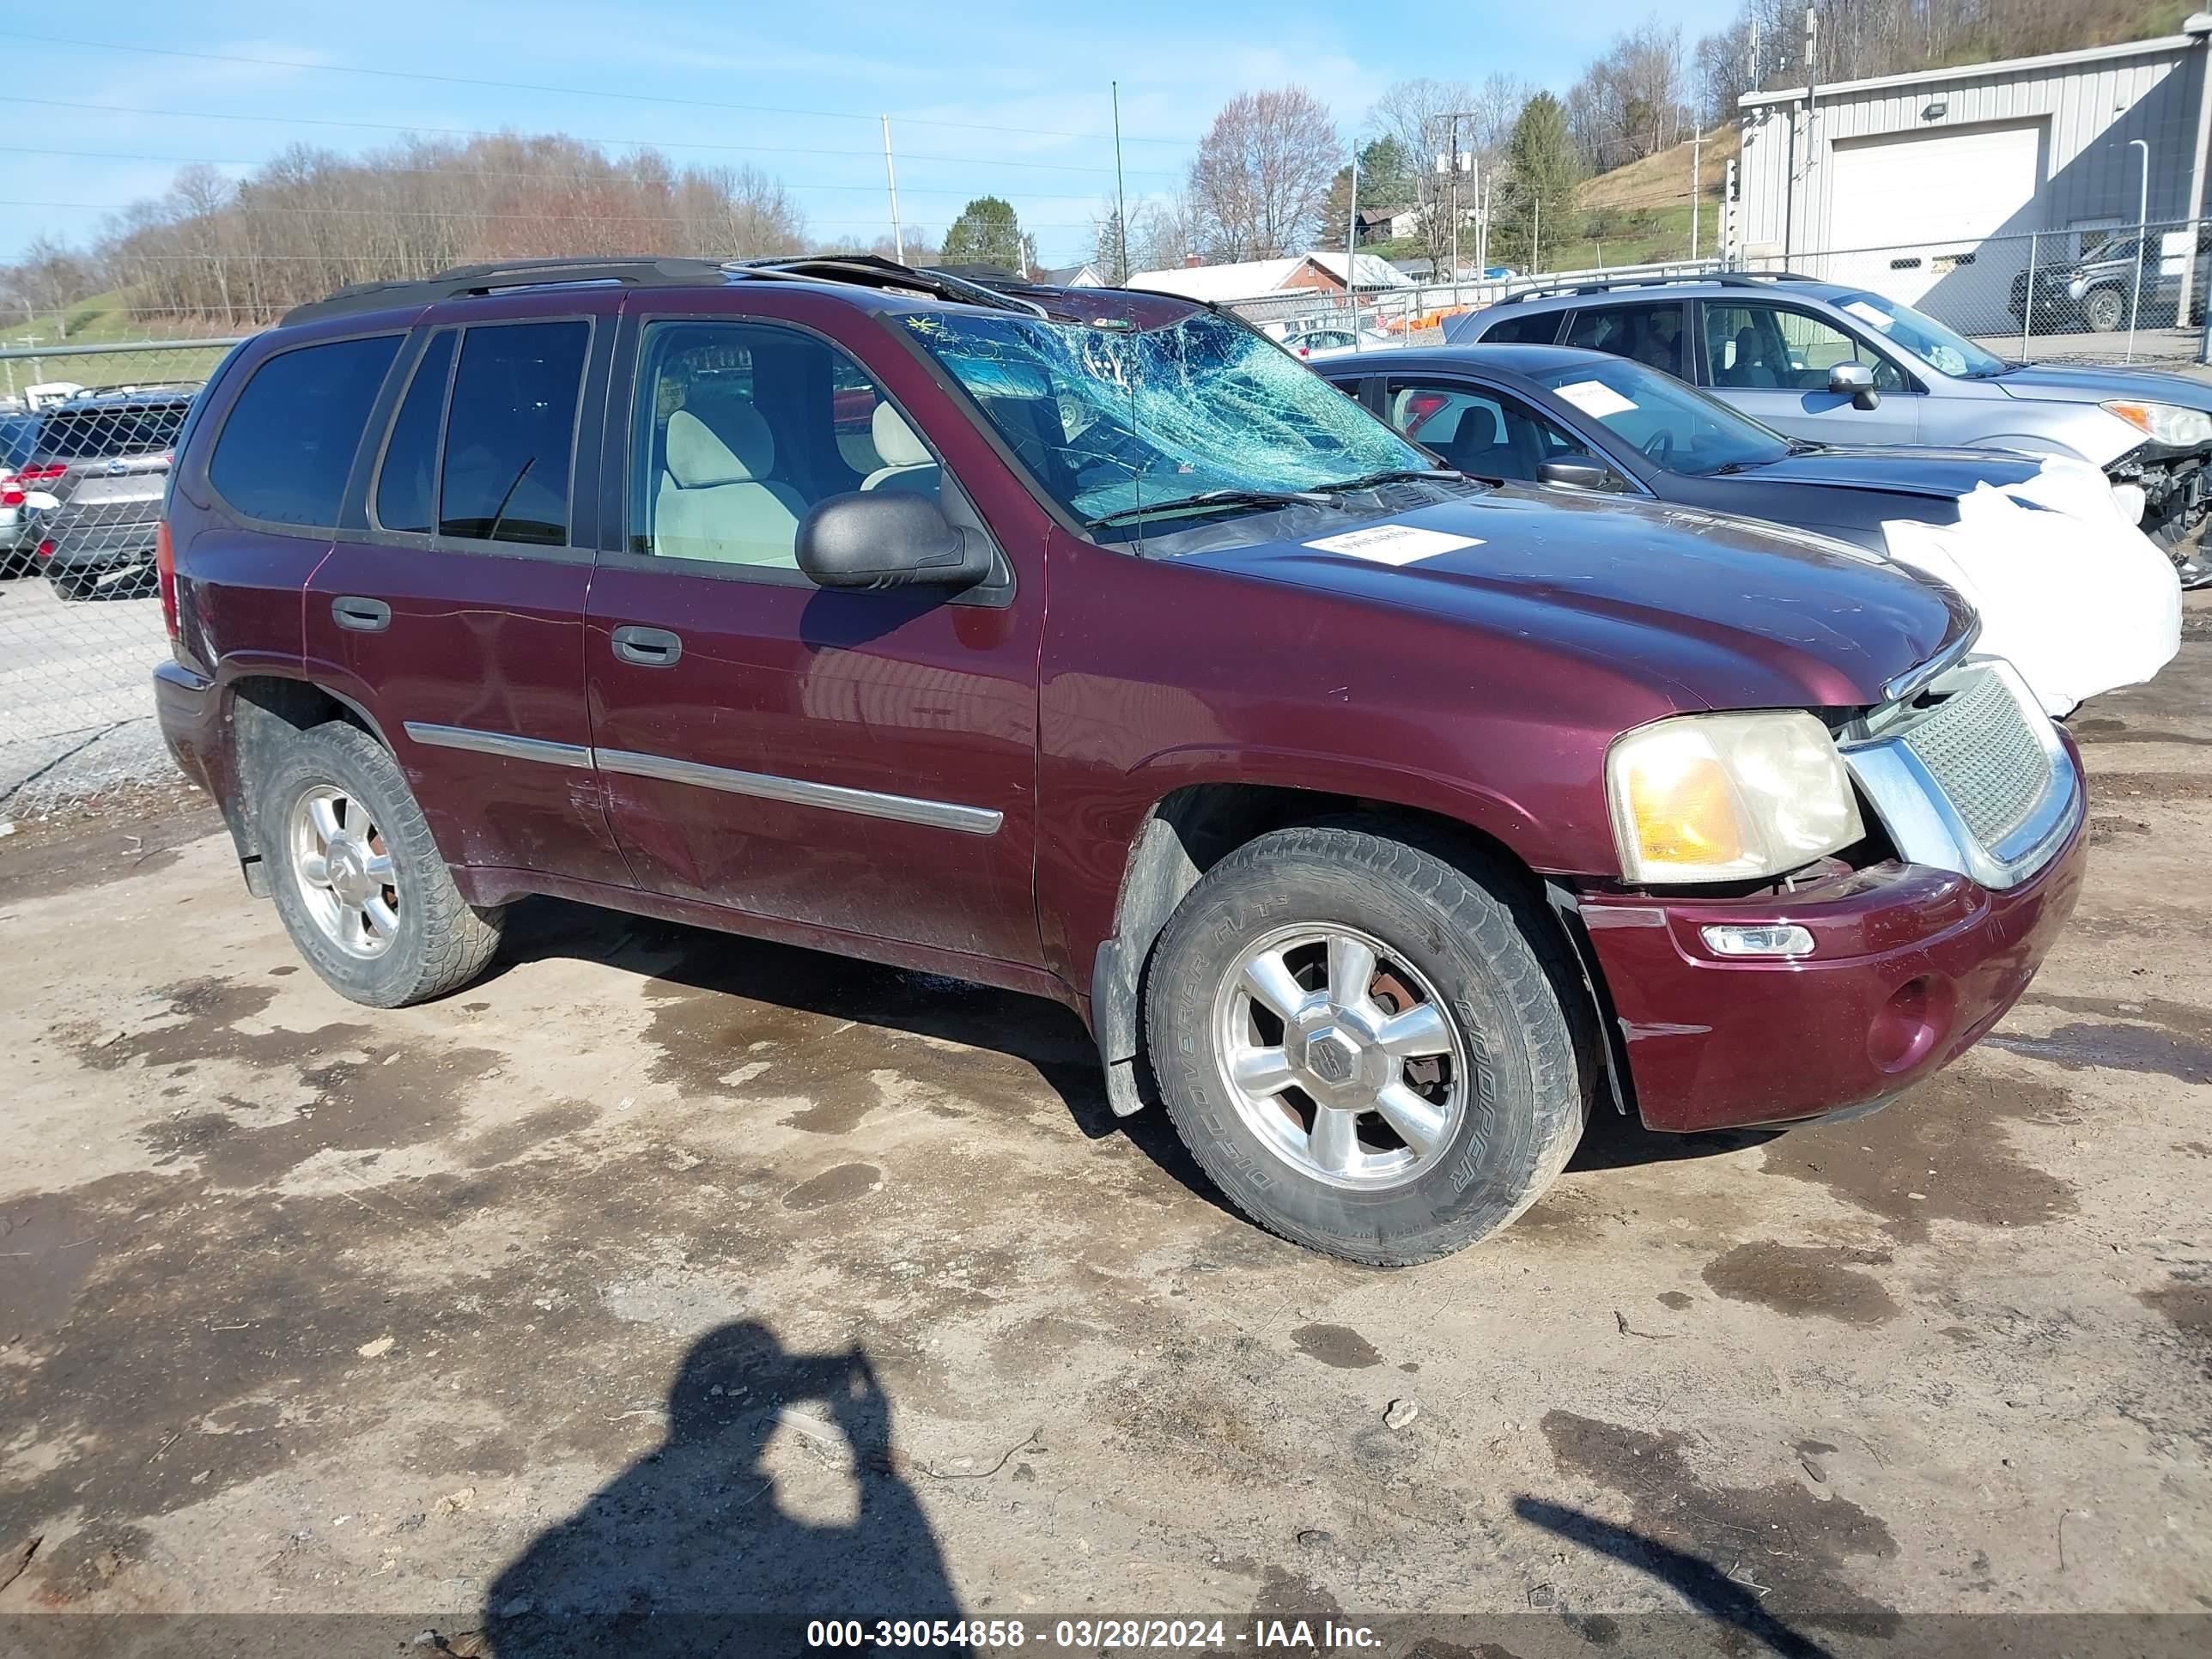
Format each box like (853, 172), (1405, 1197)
(2, 605), (2209, 1657)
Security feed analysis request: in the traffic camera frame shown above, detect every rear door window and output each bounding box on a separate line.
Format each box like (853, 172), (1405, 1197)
(1562, 302), (1689, 379)
(438, 321), (590, 545)
(207, 335), (401, 528)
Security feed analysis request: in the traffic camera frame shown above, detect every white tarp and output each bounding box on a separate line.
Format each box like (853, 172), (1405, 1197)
(1881, 459), (2181, 716)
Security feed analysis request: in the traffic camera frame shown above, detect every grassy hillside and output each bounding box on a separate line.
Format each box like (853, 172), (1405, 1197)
(1579, 125), (1739, 214)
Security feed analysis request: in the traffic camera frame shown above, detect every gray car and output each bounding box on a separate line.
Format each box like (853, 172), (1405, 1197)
(1446, 273), (2212, 562)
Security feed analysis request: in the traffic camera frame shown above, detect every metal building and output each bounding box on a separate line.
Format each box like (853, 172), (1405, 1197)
(1736, 18), (2212, 326)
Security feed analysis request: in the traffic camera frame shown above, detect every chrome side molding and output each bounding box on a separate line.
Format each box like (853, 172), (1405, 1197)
(593, 747), (1002, 836)
(403, 722), (592, 769)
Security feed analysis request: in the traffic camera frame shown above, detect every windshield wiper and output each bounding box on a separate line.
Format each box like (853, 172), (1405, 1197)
(1085, 487), (1333, 528)
(1784, 438), (1825, 453)
(1315, 466), (1467, 493)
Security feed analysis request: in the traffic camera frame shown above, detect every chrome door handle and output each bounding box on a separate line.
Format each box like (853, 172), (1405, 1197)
(611, 624), (683, 666)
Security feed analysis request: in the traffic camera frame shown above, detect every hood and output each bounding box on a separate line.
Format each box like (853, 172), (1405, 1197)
(1181, 487), (1970, 712)
(1994, 361), (2212, 412)
(1723, 443), (2045, 501)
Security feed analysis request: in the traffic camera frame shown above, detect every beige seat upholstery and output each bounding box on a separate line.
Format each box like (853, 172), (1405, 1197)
(860, 402), (941, 496)
(653, 402), (809, 566)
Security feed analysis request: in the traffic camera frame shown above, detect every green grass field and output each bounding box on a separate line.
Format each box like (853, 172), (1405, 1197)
(1, 290), (240, 400)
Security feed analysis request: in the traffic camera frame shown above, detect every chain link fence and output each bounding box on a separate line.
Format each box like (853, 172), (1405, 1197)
(1, 339), (235, 817)
(1753, 218), (2212, 367)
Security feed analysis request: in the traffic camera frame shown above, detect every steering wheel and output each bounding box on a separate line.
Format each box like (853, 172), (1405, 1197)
(1640, 428), (1675, 465)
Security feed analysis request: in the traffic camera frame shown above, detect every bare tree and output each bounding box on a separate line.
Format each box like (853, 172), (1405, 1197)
(1368, 78), (1479, 277)
(1128, 194), (1194, 273)
(1185, 88), (1340, 262)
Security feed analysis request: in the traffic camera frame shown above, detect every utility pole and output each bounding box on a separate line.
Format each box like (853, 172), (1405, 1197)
(1344, 140), (1360, 313)
(1691, 124), (1703, 260)
(1689, 64), (1706, 262)
(1803, 2), (1819, 260)
(1436, 112), (1478, 283)
(1112, 82), (1130, 283)
(881, 115), (905, 264)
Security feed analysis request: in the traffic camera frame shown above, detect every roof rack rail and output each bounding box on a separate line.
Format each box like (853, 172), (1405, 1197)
(283, 251), (1056, 327)
(282, 257), (733, 325)
(726, 254), (1048, 316)
(1493, 269), (1822, 305)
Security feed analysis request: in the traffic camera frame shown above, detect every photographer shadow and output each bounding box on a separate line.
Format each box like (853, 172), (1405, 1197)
(485, 1319), (968, 1658)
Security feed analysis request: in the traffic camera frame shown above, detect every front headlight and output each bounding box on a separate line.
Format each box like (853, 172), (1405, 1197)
(1607, 711), (1865, 884)
(2102, 399), (2212, 447)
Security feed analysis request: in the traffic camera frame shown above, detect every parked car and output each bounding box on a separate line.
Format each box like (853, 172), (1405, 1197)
(155, 255), (2085, 1266)
(1321, 342), (2181, 715)
(2010, 228), (2212, 335)
(1277, 325), (1395, 360)
(3, 387), (193, 597)
(1448, 272), (2212, 557)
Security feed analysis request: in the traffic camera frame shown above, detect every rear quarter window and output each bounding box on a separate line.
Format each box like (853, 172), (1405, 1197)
(207, 334), (402, 528)
(1476, 310), (1565, 344)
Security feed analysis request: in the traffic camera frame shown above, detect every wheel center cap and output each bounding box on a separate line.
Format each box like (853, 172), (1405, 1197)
(1301, 1026), (1361, 1088)
(328, 839), (371, 906)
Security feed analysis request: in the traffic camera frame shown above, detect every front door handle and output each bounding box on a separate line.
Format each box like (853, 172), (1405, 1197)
(611, 624), (683, 667)
(332, 596), (391, 633)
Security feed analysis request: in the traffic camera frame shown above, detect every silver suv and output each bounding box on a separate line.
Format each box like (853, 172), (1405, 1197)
(1448, 273), (2212, 568)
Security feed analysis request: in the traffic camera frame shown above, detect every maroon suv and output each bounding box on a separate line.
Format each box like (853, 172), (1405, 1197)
(152, 256), (2086, 1265)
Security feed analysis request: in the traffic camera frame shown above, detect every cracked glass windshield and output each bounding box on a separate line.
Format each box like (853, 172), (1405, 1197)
(900, 308), (1434, 543)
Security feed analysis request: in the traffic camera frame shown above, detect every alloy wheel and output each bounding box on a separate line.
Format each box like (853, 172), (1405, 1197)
(1211, 923), (1468, 1190)
(289, 784), (401, 959)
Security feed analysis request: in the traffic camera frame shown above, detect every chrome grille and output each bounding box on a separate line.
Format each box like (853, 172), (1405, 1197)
(1897, 666), (2054, 850)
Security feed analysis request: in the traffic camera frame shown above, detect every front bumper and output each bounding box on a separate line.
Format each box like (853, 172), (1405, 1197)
(1579, 792), (2085, 1133)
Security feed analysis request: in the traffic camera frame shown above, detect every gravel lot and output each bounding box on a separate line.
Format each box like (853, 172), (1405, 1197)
(0, 574), (169, 812)
(0, 599), (2206, 1656)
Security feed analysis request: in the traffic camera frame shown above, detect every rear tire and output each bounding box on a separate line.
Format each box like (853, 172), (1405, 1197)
(258, 720), (504, 1007)
(1144, 823), (1592, 1266)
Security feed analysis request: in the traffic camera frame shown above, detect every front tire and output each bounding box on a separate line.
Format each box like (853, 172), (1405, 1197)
(1144, 823), (1592, 1266)
(2083, 287), (2126, 331)
(258, 721), (504, 1007)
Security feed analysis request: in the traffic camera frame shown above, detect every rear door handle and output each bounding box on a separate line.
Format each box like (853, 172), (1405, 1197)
(611, 624), (683, 667)
(332, 596), (391, 633)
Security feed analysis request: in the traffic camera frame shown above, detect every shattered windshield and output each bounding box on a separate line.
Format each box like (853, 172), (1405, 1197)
(898, 308), (1433, 543)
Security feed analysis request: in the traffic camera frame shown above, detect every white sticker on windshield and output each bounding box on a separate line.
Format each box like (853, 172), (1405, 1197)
(1553, 379), (1638, 418)
(1305, 524), (1483, 566)
(1843, 299), (1896, 330)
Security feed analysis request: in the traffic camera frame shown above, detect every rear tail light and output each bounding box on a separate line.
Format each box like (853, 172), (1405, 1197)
(155, 520), (179, 640)
(35, 538), (54, 561)
(0, 488), (21, 508)
(18, 463), (66, 483)
(1401, 392), (1449, 435)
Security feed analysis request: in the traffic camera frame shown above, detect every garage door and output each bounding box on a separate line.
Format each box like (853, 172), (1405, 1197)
(1826, 120), (2045, 311)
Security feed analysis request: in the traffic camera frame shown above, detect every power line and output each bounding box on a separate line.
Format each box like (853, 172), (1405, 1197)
(9, 97), (1186, 179)
(0, 200), (1109, 230)
(0, 146), (1120, 198)
(35, 35), (1198, 147)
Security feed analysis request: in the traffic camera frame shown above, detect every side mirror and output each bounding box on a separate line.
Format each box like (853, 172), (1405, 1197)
(1828, 362), (1881, 410)
(1534, 456), (1619, 491)
(796, 490), (992, 592)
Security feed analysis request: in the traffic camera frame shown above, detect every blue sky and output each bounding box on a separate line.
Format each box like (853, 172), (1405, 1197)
(11, 0), (1741, 268)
